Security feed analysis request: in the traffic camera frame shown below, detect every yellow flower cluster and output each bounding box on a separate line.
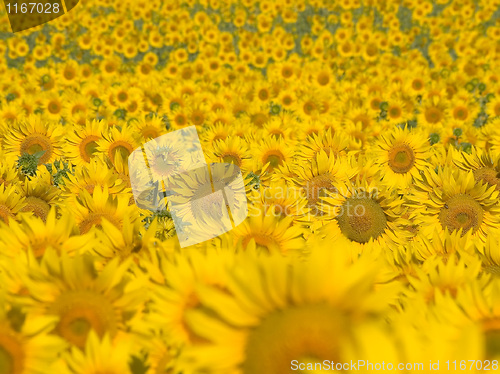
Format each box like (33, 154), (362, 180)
(1, 0), (500, 372)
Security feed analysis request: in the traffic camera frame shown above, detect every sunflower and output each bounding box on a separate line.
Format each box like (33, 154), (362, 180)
(62, 157), (127, 197)
(404, 255), (486, 305)
(67, 187), (139, 234)
(295, 127), (349, 162)
(208, 136), (252, 172)
(291, 150), (355, 220)
(453, 146), (500, 191)
(319, 178), (411, 256)
(371, 127), (431, 191)
(231, 203), (305, 255)
(251, 137), (295, 175)
(408, 167), (500, 243)
(19, 169), (61, 222)
(177, 246), (401, 374)
(145, 249), (235, 347)
(3, 115), (64, 165)
(96, 124), (141, 167)
(249, 179), (309, 222)
(0, 184), (26, 225)
(0, 208), (97, 259)
(0, 292), (67, 374)
(132, 115), (167, 141)
(19, 249), (145, 350)
(54, 331), (134, 374)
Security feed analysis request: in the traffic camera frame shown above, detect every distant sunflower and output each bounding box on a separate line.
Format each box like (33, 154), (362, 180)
(3, 115), (64, 165)
(371, 127), (431, 191)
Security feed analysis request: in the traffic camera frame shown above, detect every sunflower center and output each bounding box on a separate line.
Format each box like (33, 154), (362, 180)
(242, 304), (346, 374)
(152, 153), (178, 177)
(222, 153), (242, 166)
(425, 107), (443, 123)
(387, 143), (415, 174)
(473, 167), (500, 190)
(80, 135), (100, 163)
(51, 290), (117, 349)
(263, 151), (284, 172)
(0, 328), (25, 374)
(20, 135), (53, 164)
(483, 319), (500, 360)
(439, 194), (484, 235)
(336, 197), (387, 243)
(110, 144), (133, 163)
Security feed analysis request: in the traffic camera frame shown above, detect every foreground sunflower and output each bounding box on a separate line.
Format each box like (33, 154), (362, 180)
(177, 246), (401, 374)
(371, 127), (431, 191)
(17, 249), (145, 350)
(0, 292), (66, 374)
(408, 167), (500, 242)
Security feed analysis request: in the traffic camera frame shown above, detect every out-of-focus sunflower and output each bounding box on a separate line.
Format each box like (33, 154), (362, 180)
(0, 183), (26, 225)
(0, 208), (96, 259)
(53, 331), (134, 374)
(19, 249), (145, 349)
(371, 127), (431, 191)
(0, 291), (66, 374)
(146, 249), (235, 347)
(231, 203), (305, 255)
(67, 186), (139, 234)
(3, 115), (64, 165)
(62, 157), (127, 196)
(177, 247), (401, 374)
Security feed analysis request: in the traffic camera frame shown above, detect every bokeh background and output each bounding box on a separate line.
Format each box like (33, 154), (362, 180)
(1, 0), (500, 373)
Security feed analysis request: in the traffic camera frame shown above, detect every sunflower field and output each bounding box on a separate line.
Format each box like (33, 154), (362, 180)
(1, 0), (500, 373)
